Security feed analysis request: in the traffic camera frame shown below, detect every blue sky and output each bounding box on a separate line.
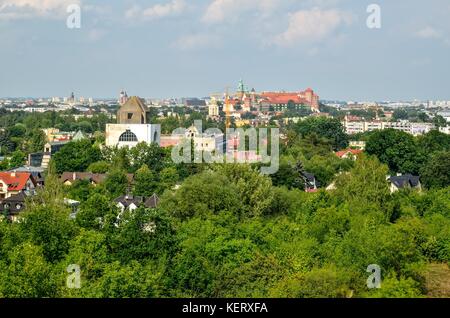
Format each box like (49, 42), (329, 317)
(0, 0), (449, 101)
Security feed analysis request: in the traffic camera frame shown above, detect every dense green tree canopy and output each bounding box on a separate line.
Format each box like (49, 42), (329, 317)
(366, 129), (424, 174)
(133, 164), (157, 197)
(420, 151), (450, 189)
(294, 117), (349, 150)
(52, 140), (102, 174)
(1, 108), (450, 299)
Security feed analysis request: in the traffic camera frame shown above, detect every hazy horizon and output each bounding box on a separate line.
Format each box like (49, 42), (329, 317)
(1, 0), (449, 101)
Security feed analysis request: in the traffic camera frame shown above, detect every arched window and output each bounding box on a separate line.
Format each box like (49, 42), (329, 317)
(119, 130), (138, 142)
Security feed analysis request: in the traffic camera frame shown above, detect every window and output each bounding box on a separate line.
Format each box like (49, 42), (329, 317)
(127, 113), (133, 120)
(16, 204), (21, 210)
(119, 130), (138, 142)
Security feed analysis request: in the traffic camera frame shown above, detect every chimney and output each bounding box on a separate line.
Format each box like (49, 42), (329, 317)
(72, 172), (76, 180)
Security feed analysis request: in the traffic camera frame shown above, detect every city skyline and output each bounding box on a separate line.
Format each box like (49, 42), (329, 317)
(1, 87), (450, 103)
(0, 0), (449, 100)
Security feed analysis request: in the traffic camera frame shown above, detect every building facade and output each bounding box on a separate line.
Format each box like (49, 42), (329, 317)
(106, 96), (161, 148)
(105, 124), (160, 148)
(117, 96), (148, 124)
(0, 171), (36, 200)
(342, 116), (438, 136)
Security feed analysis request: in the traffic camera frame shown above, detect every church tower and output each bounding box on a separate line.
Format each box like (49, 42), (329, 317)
(119, 89), (129, 106)
(117, 96), (148, 124)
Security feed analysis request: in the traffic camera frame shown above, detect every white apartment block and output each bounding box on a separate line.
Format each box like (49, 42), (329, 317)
(343, 121), (365, 134)
(428, 101), (450, 108)
(343, 120), (440, 136)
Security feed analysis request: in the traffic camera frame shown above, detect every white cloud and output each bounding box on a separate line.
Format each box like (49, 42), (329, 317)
(126, 0), (186, 21)
(202, 0), (279, 24)
(273, 8), (352, 46)
(172, 33), (221, 50)
(0, 0), (80, 20)
(415, 26), (442, 39)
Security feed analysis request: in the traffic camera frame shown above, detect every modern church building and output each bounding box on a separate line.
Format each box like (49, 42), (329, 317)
(105, 96), (161, 148)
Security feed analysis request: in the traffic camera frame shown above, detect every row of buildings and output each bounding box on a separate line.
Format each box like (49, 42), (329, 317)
(106, 95), (227, 153)
(207, 80), (320, 118)
(0, 169), (161, 222)
(342, 115), (449, 136)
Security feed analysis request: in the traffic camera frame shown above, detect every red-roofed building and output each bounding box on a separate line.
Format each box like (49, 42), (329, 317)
(0, 171), (37, 199)
(335, 149), (363, 160)
(259, 88), (320, 113)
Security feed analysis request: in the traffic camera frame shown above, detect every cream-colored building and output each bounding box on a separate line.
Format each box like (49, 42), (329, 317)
(105, 96), (161, 148)
(105, 124), (160, 148)
(343, 119), (437, 136)
(208, 101), (219, 117)
(160, 125), (224, 153)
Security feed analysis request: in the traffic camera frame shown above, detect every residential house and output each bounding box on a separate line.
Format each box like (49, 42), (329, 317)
(61, 172), (107, 186)
(60, 172), (134, 186)
(29, 140), (70, 169)
(7, 167), (45, 186)
(115, 194), (160, 213)
(0, 171), (37, 200)
(388, 174), (422, 193)
(0, 192), (28, 222)
(335, 149), (363, 160)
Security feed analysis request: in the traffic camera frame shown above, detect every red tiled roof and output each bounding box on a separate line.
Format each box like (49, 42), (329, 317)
(260, 89), (318, 106)
(335, 149), (363, 158)
(0, 172), (35, 191)
(345, 115), (362, 121)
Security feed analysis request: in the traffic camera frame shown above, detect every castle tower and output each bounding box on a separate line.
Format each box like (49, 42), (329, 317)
(305, 88), (319, 112)
(236, 79), (247, 100)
